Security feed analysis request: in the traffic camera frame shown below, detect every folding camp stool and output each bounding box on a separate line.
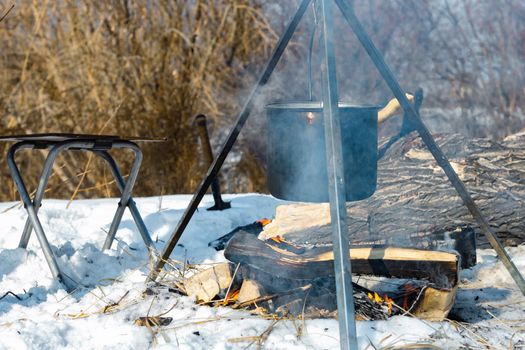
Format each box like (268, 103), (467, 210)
(0, 133), (163, 291)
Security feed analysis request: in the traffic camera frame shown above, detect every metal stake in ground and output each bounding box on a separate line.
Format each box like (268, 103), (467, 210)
(194, 114), (231, 211)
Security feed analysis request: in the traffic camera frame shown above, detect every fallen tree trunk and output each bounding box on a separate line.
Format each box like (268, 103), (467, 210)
(261, 132), (525, 248)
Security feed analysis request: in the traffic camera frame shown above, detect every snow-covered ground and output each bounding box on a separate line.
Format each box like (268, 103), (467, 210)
(0, 194), (523, 349)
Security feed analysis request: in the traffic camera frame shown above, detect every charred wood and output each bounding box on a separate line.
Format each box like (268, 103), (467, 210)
(226, 230), (459, 288)
(222, 228), (458, 320)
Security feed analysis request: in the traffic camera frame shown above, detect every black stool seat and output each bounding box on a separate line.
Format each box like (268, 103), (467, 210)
(0, 133), (166, 143)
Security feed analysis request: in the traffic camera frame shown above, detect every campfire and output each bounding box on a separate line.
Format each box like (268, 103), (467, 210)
(180, 210), (462, 322)
(145, 1), (525, 347)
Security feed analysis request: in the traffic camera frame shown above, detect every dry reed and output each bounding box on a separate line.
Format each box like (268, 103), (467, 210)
(0, 0), (276, 201)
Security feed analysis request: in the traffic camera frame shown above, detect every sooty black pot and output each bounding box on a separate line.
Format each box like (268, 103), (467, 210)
(266, 101), (379, 203)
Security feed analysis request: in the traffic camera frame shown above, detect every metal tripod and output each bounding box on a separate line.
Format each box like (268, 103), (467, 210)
(150, 0), (525, 348)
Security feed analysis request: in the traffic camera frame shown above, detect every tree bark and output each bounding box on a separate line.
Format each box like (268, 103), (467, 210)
(261, 132), (525, 248)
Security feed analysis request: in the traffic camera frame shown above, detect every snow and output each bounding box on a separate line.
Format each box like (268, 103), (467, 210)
(0, 194), (524, 349)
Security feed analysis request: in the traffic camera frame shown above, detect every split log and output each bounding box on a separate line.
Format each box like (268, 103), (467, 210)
(261, 132), (525, 249)
(238, 280), (265, 304)
(224, 228), (459, 320)
(183, 263), (240, 302)
(226, 230), (458, 288)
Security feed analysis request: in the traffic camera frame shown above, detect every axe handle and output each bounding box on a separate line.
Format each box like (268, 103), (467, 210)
(378, 93), (415, 125)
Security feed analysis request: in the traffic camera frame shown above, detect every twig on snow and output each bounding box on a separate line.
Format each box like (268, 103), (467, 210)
(0, 291), (22, 301)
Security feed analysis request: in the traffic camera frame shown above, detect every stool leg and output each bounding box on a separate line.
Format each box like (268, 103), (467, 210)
(95, 150), (155, 251)
(19, 147), (62, 249)
(7, 143), (75, 291)
(101, 147), (143, 250)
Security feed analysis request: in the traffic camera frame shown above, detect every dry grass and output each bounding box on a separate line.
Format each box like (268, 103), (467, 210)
(2, 1), (524, 202)
(0, 0), (276, 201)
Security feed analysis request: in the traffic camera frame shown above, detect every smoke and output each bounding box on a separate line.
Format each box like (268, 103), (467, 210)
(227, 2), (514, 267)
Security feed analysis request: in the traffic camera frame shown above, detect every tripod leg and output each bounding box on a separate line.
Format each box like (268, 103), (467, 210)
(148, 0), (313, 282)
(335, 0), (525, 295)
(194, 114), (231, 211)
(320, 1), (358, 348)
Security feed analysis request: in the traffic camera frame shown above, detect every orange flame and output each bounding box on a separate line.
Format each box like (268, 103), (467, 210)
(270, 235), (285, 244)
(256, 218), (272, 227)
(368, 292), (394, 315)
(221, 288), (240, 306)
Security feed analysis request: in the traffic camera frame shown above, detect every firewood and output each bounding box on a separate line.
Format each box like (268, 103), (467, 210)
(259, 204), (476, 268)
(223, 229), (459, 320)
(183, 263), (240, 302)
(234, 284), (313, 309)
(209, 222), (262, 251)
(226, 230), (458, 288)
(411, 285), (458, 321)
(238, 280), (265, 304)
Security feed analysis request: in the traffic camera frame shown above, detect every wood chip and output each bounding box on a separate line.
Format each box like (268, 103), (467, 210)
(134, 316), (173, 327)
(183, 263), (239, 302)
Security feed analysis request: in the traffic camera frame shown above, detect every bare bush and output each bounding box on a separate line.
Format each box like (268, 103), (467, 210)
(341, 0), (525, 138)
(0, 0), (276, 201)
(0, 1), (524, 200)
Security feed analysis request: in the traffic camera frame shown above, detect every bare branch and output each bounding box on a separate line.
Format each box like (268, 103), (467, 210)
(0, 3), (14, 23)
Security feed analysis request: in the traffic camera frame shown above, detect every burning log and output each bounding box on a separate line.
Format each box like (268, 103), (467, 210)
(226, 230), (458, 287)
(215, 224), (459, 321)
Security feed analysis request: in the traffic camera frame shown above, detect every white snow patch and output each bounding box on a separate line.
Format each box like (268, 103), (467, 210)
(0, 194), (523, 349)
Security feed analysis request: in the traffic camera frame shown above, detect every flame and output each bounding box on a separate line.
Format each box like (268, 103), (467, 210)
(306, 112), (315, 125)
(368, 292), (383, 303)
(270, 235), (285, 244)
(256, 218), (271, 227)
(221, 288), (240, 306)
(368, 292), (394, 315)
(227, 289), (240, 301)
